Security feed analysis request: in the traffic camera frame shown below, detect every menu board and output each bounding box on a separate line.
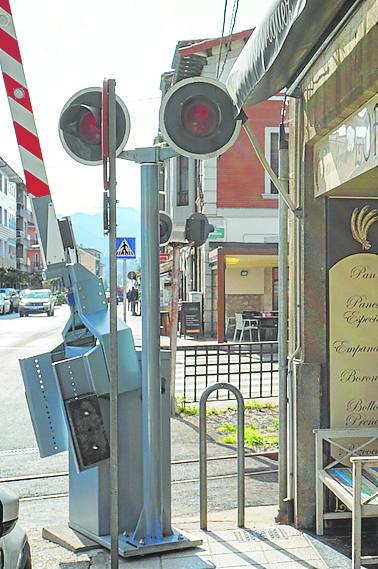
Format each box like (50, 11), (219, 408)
(181, 302), (201, 336)
(329, 252), (378, 454)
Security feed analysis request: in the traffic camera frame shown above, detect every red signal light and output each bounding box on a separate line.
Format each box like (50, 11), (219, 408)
(182, 98), (218, 137)
(160, 77), (241, 159)
(79, 111), (101, 144)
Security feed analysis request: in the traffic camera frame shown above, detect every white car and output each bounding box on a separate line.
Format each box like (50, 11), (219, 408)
(0, 486), (31, 568)
(0, 293), (11, 316)
(18, 289), (55, 317)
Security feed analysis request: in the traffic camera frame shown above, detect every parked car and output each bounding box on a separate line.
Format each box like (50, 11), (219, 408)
(0, 293), (11, 315)
(0, 289), (20, 313)
(19, 289), (55, 317)
(0, 485), (32, 568)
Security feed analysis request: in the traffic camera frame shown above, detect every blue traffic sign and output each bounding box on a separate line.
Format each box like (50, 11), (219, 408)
(116, 237), (136, 259)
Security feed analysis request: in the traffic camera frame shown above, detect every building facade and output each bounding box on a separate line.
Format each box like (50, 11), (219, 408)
(27, 218), (43, 274)
(78, 247), (104, 278)
(16, 179), (29, 273)
(0, 159), (19, 269)
(160, 29), (282, 338)
(226, 0), (378, 531)
(287, 0), (378, 529)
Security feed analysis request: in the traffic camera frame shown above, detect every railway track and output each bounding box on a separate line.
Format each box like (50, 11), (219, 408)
(0, 448), (278, 502)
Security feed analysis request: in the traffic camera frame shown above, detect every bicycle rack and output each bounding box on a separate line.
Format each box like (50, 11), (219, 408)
(199, 382), (245, 530)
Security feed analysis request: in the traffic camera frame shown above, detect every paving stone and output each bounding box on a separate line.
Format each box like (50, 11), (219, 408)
(161, 554), (214, 569)
(90, 550), (162, 568)
(208, 539), (264, 554)
(263, 547), (323, 564)
(265, 562), (326, 569)
(211, 551), (267, 567)
(204, 530), (243, 543)
(260, 537), (314, 551)
(162, 545), (209, 558)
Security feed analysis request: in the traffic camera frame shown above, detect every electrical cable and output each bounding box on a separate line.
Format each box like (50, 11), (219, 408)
(216, 0), (229, 78)
(218, 0), (240, 79)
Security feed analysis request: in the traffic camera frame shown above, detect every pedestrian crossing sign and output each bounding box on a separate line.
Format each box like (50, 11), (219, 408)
(116, 237), (136, 259)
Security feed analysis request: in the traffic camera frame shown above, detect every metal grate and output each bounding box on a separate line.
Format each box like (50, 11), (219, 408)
(235, 527), (302, 542)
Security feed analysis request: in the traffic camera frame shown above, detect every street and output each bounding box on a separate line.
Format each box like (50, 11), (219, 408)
(0, 304), (277, 533)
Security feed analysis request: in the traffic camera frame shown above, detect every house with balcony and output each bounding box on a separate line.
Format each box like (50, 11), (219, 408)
(16, 178), (29, 273)
(0, 158), (19, 270)
(27, 217), (43, 274)
(159, 29), (284, 340)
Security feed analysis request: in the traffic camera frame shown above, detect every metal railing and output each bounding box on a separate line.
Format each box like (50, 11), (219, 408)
(178, 341), (278, 404)
(200, 383), (245, 530)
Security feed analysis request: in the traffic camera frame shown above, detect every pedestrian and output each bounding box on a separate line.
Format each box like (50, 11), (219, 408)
(129, 287), (137, 316)
(135, 287), (140, 315)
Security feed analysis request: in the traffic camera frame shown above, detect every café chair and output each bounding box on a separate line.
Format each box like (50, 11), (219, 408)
(225, 316), (236, 338)
(233, 313), (260, 342)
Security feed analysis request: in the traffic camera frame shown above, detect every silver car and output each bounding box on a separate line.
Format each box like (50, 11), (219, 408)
(0, 486), (31, 568)
(0, 294), (11, 316)
(18, 289), (55, 317)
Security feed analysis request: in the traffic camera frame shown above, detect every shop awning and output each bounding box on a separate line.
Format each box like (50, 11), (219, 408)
(226, 0), (357, 109)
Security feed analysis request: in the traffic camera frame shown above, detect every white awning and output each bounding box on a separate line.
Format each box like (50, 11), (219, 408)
(226, 0), (357, 109)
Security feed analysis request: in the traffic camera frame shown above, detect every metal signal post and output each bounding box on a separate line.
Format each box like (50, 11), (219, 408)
(102, 78), (119, 569)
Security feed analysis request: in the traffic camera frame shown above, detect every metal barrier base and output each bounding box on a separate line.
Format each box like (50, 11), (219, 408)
(68, 523), (202, 558)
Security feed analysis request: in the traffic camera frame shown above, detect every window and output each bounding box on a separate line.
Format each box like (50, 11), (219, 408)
(3, 177), (7, 195)
(176, 156), (189, 206)
(269, 132), (279, 194)
(9, 214), (16, 230)
(263, 127), (287, 196)
(3, 209), (7, 227)
(0, 206), (2, 225)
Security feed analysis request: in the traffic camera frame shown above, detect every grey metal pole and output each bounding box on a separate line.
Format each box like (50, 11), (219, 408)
(140, 162), (163, 542)
(169, 244), (180, 416)
(200, 383), (244, 530)
(123, 259), (127, 322)
(237, 394), (245, 529)
(277, 126), (289, 522)
(199, 392), (208, 531)
(108, 79), (119, 569)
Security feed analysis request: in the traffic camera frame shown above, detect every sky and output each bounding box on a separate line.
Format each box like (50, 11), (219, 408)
(0, 0), (273, 216)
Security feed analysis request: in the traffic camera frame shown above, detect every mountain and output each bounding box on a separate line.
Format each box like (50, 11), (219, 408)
(68, 207), (141, 283)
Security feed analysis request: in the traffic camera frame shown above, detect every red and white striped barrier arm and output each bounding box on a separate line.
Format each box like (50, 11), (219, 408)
(0, 0), (65, 268)
(0, 0), (49, 197)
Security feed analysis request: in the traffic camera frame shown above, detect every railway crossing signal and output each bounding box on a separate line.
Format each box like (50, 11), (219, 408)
(185, 213), (214, 247)
(159, 211), (173, 245)
(59, 87), (130, 165)
(159, 76), (242, 160)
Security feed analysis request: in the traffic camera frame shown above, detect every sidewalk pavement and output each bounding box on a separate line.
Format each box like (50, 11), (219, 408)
(119, 309), (218, 348)
(28, 505), (354, 568)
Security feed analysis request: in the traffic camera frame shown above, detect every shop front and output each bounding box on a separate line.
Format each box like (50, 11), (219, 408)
(288, 4), (378, 528)
(209, 245), (278, 342)
(316, 95), (378, 452)
(226, 0), (378, 530)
